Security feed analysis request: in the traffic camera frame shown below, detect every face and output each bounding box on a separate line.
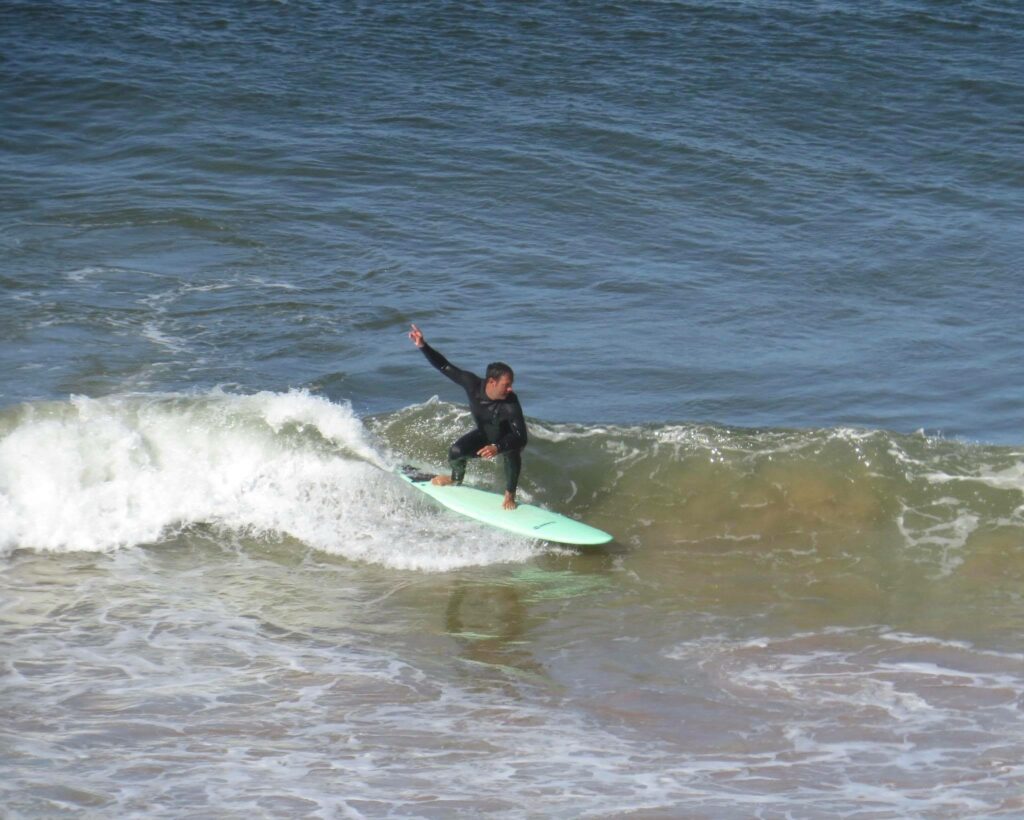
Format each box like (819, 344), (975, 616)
(485, 374), (514, 401)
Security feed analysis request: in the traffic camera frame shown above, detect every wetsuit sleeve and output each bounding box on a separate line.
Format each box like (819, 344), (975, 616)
(419, 342), (478, 392)
(495, 397), (528, 453)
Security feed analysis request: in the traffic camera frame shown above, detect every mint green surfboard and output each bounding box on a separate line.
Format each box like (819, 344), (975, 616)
(399, 467), (613, 546)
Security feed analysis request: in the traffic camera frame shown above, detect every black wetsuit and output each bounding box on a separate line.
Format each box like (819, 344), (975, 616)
(419, 342), (528, 494)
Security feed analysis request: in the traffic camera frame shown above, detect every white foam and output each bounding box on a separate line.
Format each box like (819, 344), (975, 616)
(64, 266), (107, 282)
(896, 501), (979, 576)
(664, 627), (1024, 813)
(0, 390), (543, 570)
(140, 322), (190, 354)
(926, 461), (1024, 493)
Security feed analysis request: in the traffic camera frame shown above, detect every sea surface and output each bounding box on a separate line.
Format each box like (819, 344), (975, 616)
(2, 1), (1024, 817)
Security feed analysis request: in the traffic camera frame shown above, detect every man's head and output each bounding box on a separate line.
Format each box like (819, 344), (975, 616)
(485, 362), (514, 400)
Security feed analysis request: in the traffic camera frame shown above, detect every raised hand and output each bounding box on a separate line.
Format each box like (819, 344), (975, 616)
(408, 323), (425, 348)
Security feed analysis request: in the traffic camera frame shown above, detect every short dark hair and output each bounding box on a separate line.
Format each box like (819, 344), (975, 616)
(485, 362), (514, 382)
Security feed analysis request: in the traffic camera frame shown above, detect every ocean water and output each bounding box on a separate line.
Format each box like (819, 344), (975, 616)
(2, 1), (1023, 817)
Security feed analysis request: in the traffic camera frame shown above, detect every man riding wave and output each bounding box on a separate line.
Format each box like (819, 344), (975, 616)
(408, 324), (528, 510)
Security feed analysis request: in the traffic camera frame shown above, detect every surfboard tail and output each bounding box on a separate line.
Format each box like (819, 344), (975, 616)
(400, 465), (436, 483)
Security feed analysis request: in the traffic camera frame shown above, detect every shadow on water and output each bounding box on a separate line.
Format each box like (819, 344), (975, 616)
(437, 553), (622, 690)
(443, 579), (542, 685)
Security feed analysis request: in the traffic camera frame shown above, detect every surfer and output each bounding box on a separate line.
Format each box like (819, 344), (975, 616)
(408, 323), (527, 510)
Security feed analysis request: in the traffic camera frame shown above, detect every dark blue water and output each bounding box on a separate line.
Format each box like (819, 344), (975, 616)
(4, 2), (1024, 816)
(3, 0), (1022, 439)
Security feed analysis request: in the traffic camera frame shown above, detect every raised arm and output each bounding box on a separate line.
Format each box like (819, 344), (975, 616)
(408, 324), (478, 391)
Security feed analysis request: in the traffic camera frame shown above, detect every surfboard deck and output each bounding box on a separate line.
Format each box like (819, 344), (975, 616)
(399, 466), (613, 546)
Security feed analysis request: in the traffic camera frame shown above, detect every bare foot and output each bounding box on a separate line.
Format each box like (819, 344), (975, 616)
(431, 475), (454, 486)
(503, 491), (517, 510)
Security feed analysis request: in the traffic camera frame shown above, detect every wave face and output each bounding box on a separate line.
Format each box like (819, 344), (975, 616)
(5, 391), (1022, 582)
(385, 398), (1024, 543)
